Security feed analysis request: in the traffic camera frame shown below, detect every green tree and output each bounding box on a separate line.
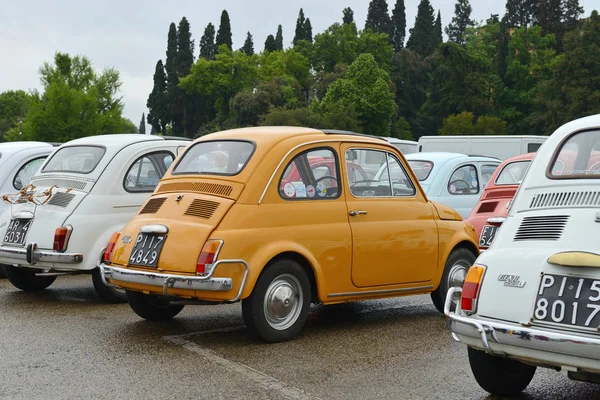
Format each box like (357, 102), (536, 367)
(199, 23), (216, 60)
(293, 8), (306, 46)
(504, 0), (538, 28)
(165, 23), (179, 131)
(407, 0), (437, 57)
(0, 90), (30, 141)
(241, 32), (255, 56)
(176, 17), (195, 136)
(139, 113), (146, 134)
(365, 0), (393, 38)
(147, 60), (169, 134)
(321, 53), (396, 135)
(216, 10), (233, 50)
(343, 7), (354, 25)
(275, 25), (284, 50)
(434, 11), (443, 46)
(304, 18), (313, 42)
(264, 35), (277, 52)
(445, 0), (475, 44)
(391, 49), (427, 135)
(391, 0), (407, 51)
(439, 111), (476, 135)
(476, 115), (507, 134)
(562, 0), (584, 31)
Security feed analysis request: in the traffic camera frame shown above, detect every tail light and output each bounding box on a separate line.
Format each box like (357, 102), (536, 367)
(103, 232), (121, 263)
(53, 225), (73, 252)
(197, 240), (223, 275)
(461, 265), (486, 314)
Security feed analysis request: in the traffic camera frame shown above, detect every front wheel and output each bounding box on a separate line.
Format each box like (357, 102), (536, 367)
(126, 290), (184, 321)
(431, 248), (476, 313)
(468, 347), (536, 396)
(92, 268), (127, 303)
(5, 266), (56, 291)
(242, 259), (311, 343)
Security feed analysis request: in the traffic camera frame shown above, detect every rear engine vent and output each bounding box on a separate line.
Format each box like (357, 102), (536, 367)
(484, 189), (517, 200)
(31, 178), (88, 191)
(514, 215), (569, 242)
(529, 191), (600, 209)
(477, 202), (498, 214)
(139, 197), (167, 215)
(47, 192), (76, 208)
(184, 199), (219, 219)
(157, 181), (233, 197)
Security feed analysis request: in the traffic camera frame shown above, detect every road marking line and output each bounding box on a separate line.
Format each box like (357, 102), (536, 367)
(164, 329), (320, 400)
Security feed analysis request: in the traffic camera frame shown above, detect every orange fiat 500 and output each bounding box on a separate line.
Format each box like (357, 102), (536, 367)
(100, 127), (479, 342)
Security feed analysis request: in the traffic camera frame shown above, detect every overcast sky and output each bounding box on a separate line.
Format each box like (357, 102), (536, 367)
(1, 0), (598, 131)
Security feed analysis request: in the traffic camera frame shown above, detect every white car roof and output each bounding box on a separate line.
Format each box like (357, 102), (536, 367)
(0, 141), (54, 151)
(60, 134), (174, 150)
(405, 152), (499, 164)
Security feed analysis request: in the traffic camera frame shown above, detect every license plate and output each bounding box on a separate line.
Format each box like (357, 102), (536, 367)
(479, 225), (498, 248)
(3, 219), (32, 246)
(128, 233), (166, 267)
(534, 274), (600, 328)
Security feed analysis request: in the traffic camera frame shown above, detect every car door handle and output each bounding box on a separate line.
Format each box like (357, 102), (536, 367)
(349, 210), (368, 216)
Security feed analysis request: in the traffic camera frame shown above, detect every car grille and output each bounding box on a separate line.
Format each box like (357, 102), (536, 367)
(47, 192), (76, 207)
(156, 181), (233, 197)
(529, 191), (600, 209)
(514, 215), (569, 241)
(484, 189), (517, 199)
(138, 197), (167, 215)
(184, 199), (219, 219)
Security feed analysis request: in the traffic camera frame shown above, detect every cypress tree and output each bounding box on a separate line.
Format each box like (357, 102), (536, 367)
(406, 0), (436, 57)
(562, 0), (584, 30)
(275, 25), (284, 50)
(165, 23), (179, 131)
(434, 11), (443, 46)
(343, 7), (355, 25)
(176, 17), (194, 77)
(146, 60), (168, 134)
(391, 0), (406, 51)
(445, 0), (474, 45)
(365, 0), (393, 38)
(139, 113), (146, 134)
(242, 32), (254, 56)
(304, 18), (313, 42)
(264, 35), (277, 52)
(504, 0), (538, 28)
(293, 8), (306, 46)
(199, 23), (216, 60)
(216, 10), (233, 50)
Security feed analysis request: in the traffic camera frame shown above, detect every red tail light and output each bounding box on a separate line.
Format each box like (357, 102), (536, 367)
(103, 232), (121, 263)
(197, 240), (223, 275)
(53, 225), (73, 252)
(461, 266), (486, 314)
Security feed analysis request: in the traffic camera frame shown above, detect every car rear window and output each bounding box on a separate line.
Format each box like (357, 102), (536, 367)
(495, 160), (531, 185)
(550, 130), (600, 178)
(407, 160), (433, 181)
(173, 140), (254, 176)
(42, 146), (105, 174)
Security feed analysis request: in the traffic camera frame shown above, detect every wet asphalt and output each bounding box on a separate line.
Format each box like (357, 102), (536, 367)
(1, 275), (600, 400)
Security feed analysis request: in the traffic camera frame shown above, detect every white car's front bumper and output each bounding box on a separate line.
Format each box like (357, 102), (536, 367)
(445, 287), (600, 373)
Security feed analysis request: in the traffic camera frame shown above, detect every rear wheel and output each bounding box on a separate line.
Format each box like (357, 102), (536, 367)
(242, 259), (311, 343)
(5, 266), (56, 291)
(431, 248), (476, 313)
(126, 290), (184, 321)
(468, 347), (536, 396)
(91, 268), (127, 303)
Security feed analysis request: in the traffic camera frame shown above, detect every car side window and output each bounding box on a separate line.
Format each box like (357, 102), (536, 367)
(386, 154), (416, 196)
(480, 164), (498, 187)
(346, 149), (414, 197)
(124, 151), (174, 192)
(448, 164), (479, 195)
(279, 148), (340, 200)
(13, 157), (47, 190)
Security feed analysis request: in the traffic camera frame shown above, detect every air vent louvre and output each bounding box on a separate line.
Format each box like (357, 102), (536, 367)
(184, 199), (219, 219)
(529, 191), (600, 209)
(157, 181), (233, 197)
(477, 201), (498, 214)
(484, 189), (517, 200)
(47, 192), (76, 208)
(139, 197), (167, 215)
(31, 178), (87, 191)
(514, 215), (569, 242)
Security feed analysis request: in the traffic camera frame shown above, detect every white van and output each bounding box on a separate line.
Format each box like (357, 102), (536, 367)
(417, 135), (547, 161)
(383, 138), (419, 155)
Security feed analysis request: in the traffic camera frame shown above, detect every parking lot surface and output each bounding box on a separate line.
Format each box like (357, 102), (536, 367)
(1, 275), (599, 400)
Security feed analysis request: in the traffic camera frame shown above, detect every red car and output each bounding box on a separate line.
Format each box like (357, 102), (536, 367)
(465, 153), (536, 250)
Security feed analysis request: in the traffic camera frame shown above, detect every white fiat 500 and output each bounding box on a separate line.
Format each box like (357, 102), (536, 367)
(446, 115), (600, 397)
(0, 134), (189, 302)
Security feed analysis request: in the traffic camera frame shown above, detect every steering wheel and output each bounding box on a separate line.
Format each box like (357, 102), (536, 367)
(314, 175), (338, 196)
(449, 179), (472, 193)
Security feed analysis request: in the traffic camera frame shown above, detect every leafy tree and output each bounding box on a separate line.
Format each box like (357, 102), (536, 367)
(293, 8), (306, 46)
(264, 35), (277, 52)
(313, 64), (348, 100)
(275, 25), (284, 50)
(391, 0), (406, 51)
(391, 49), (427, 135)
(147, 60), (169, 134)
(0, 90), (30, 141)
(365, 0), (393, 38)
(477, 115), (507, 134)
(562, 0), (584, 31)
(304, 18), (313, 43)
(241, 32), (255, 56)
(216, 10), (233, 50)
(504, 0), (538, 28)
(407, 0), (437, 57)
(434, 11), (443, 46)
(445, 0), (475, 44)
(440, 112), (506, 135)
(139, 113), (146, 134)
(343, 7), (354, 25)
(199, 23), (216, 60)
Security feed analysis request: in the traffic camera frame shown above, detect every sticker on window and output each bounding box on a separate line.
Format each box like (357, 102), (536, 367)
(283, 182), (296, 198)
(295, 184), (307, 198)
(306, 185), (316, 198)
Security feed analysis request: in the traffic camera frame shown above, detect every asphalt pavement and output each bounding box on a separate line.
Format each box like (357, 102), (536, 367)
(1, 275), (599, 400)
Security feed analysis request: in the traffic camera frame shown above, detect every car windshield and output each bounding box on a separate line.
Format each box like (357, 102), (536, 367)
(407, 160), (433, 181)
(495, 160), (531, 185)
(550, 130), (600, 177)
(42, 146), (105, 174)
(173, 140), (254, 175)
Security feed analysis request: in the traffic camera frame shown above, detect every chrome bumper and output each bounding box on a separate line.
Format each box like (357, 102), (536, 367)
(99, 259), (249, 302)
(445, 287), (600, 361)
(0, 242), (83, 265)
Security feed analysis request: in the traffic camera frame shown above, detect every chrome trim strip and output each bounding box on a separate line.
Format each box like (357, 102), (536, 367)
(0, 243), (83, 264)
(140, 224), (168, 234)
(113, 204), (143, 209)
(327, 285), (434, 298)
(486, 217), (506, 225)
(13, 211), (34, 220)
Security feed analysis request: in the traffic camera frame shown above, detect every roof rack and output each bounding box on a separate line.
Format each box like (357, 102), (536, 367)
(320, 129), (387, 142)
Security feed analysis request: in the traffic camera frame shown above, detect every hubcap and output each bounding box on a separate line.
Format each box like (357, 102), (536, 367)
(448, 261), (468, 304)
(263, 273), (303, 331)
